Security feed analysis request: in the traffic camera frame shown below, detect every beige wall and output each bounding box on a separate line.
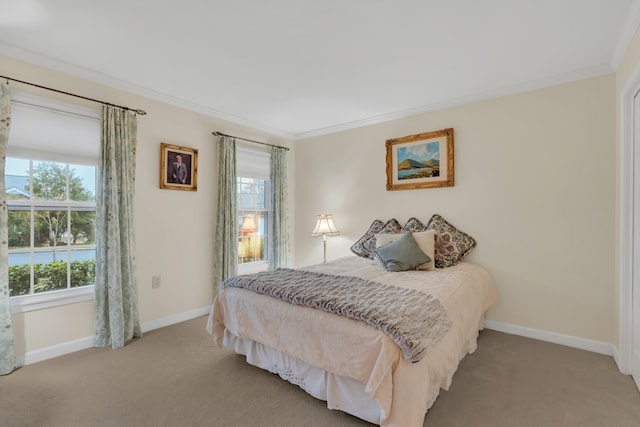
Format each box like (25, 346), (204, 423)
(1, 54), (295, 355)
(295, 75), (616, 344)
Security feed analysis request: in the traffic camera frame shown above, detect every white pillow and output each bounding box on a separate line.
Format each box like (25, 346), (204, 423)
(376, 230), (436, 270)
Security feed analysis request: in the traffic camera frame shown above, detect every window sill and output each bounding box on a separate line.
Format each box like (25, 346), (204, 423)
(237, 260), (270, 275)
(11, 286), (95, 314)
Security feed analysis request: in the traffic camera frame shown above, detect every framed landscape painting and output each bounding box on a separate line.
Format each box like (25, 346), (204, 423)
(385, 128), (454, 191)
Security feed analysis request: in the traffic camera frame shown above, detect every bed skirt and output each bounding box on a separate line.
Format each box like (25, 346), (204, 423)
(222, 316), (484, 425)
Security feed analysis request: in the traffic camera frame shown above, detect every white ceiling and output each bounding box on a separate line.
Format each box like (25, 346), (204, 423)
(0, 0), (639, 140)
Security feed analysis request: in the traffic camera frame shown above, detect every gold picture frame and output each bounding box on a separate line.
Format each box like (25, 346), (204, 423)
(385, 128), (454, 191)
(160, 142), (198, 191)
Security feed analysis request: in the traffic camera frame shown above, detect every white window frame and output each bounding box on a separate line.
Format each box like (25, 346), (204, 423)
(236, 145), (271, 275)
(7, 93), (100, 313)
(237, 179), (271, 274)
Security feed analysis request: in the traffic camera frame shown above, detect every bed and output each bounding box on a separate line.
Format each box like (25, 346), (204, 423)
(207, 215), (499, 426)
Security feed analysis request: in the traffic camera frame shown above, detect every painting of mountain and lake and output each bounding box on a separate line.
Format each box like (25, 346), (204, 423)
(397, 141), (440, 179)
(385, 128), (454, 191)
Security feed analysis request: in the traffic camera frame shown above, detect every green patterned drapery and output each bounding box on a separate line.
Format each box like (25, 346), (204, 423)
(270, 146), (290, 269)
(214, 136), (238, 293)
(94, 106), (141, 349)
(0, 82), (16, 375)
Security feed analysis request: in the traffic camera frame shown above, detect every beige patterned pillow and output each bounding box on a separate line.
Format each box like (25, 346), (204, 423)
(402, 217), (426, 232)
(350, 219), (385, 259)
(426, 214), (476, 268)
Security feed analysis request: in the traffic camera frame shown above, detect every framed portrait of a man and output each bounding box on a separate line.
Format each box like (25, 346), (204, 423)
(160, 142), (198, 191)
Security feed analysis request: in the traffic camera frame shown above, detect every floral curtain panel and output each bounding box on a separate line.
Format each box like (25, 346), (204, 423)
(94, 106), (141, 349)
(0, 82), (16, 375)
(214, 136), (237, 292)
(270, 146), (290, 269)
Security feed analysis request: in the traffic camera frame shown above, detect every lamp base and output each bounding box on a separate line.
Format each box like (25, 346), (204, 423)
(323, 235), (327, 263)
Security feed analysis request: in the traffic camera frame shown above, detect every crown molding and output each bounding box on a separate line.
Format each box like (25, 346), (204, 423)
(294, 64), (614, 140)
(0, 42), (295, 140)
(0, 42), (615, 143)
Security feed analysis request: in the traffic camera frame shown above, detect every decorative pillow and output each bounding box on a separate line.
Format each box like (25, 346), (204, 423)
(402, 217), (426, 233)
(362, 219), (402, 257)
(412, 230), (437, 270)
(375, 233), (403, 248)
(375, 230), (436, 270)
(425, 214), (477, 268)
(374, 232), (431, 272)
(350, 219), (385, 259)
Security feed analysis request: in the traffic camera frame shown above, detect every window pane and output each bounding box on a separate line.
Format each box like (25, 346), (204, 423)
(238, 192), (254, 210)
(32, 161), (67, 201)
(239, 181), (253, 193)
(70, 211), (95, 246)
(5, 157), (30, 199)
(237, 178), (267, 210)
(70, 164), (96, 202)
(8, 211), (33, 295)
(34, 209), (68, 248)
(70, 250), (96, 288)
(8, 262), (30, 296)
(34, 260), (68, 293)
(8, 210), (30, 249)
(238, 212), (268, 264)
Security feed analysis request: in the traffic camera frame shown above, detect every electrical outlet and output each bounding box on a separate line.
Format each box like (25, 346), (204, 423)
(152, 275), (161, 289)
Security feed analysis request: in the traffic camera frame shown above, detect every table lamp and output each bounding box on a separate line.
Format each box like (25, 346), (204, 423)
(311, 214), (340, 263)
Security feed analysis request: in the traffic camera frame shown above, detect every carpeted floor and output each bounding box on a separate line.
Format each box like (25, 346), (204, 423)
(1, 316), (639, 427)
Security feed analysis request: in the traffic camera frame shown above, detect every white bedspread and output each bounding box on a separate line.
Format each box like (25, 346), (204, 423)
(207, 256), (498, 426)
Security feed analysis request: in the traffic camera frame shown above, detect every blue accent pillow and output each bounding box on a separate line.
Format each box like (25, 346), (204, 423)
(374, 232), (431, 272)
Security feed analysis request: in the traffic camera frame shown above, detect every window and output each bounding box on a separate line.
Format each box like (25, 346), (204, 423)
(6, 159), (96, 296)
(237, 177), (269, 264)
(6, 92), (100, 311)
(236, 146), (271, 271)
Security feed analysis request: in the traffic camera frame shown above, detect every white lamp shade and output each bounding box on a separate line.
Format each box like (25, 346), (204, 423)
(312, 214), (340, 236)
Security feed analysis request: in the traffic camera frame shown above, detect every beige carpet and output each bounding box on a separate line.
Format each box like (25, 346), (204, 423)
(1, 316), (639, 427)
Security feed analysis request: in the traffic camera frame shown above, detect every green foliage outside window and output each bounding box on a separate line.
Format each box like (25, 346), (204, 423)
(8, 259), (96, 297)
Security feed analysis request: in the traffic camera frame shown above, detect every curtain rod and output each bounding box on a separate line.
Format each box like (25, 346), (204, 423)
(1, 74), (147, 115)
(212, 131), (290, 151)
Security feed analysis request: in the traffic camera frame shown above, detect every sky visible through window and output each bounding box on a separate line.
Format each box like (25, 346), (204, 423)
(5, 158), (96, 198)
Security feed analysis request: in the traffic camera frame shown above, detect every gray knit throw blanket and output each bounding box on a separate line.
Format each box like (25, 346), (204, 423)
(221, 268), (452, 363)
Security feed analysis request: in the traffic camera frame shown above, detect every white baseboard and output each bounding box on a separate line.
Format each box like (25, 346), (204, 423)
(612, 346), (626, 373)
(18, 335), (95, 367)
(16, 305), (212, 367)
(140, 305), (211, 333)
(484, 320), (616, 356)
